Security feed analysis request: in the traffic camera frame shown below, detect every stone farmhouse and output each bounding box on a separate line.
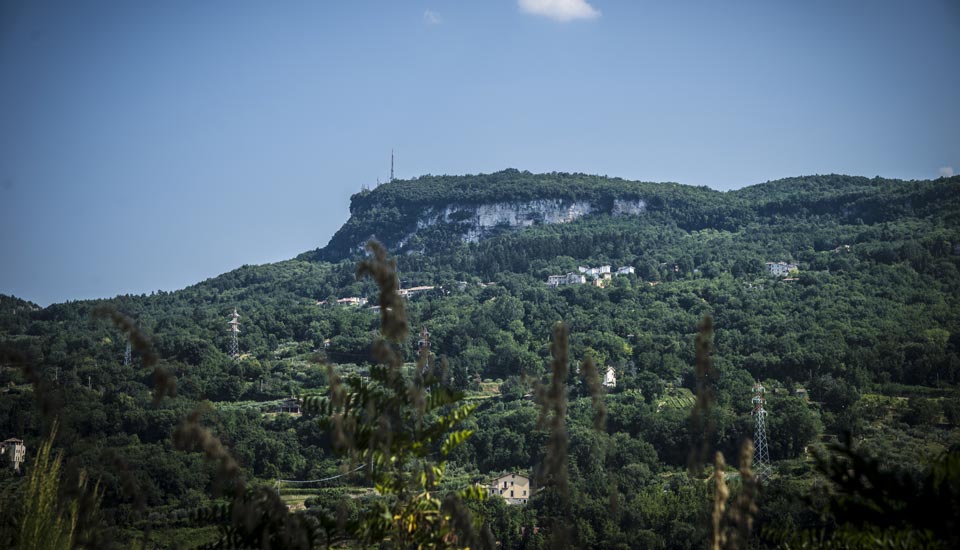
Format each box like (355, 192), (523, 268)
(489, 472), (532, 505)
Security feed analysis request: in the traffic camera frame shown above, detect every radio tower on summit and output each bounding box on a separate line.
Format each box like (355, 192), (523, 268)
(228, 308), (241, 359)
(752, 382), (772, 480)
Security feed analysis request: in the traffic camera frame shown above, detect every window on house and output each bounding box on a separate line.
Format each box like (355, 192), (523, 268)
(510, 490), (514, 497)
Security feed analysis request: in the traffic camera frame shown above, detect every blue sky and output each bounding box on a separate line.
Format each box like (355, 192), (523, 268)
(1, 0), (958, 306)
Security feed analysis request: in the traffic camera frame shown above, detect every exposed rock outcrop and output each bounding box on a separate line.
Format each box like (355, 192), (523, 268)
(414, 198), (645, 243)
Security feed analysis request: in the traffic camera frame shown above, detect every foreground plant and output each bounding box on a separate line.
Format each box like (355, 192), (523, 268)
(18, 421), (102, 550)
(303, 241), (489, 549)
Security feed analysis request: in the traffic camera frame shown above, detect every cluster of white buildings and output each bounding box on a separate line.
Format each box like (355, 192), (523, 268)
(546, 272), (587, 287)
(765, 261), (799, 277)
(546, 265), (635, 288)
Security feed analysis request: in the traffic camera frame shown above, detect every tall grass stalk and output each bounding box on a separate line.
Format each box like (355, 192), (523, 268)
(18, 421), (76, 550)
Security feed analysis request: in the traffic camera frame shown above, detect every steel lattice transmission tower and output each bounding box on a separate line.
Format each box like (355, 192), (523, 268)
(123, 317), (137, 366)
(417, 325), (431, 376)
(417, 325), (430, 355)
(228, 308), (241, 359)
(752, 382), (772, 480)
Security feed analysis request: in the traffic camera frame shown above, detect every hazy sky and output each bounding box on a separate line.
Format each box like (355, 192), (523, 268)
(1, 0), (958, 306)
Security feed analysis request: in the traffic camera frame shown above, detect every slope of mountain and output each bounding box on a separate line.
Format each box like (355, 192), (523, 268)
(1, 171), (959, 549)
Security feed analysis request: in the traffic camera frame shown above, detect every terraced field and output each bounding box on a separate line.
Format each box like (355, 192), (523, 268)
(275, 486), (371, 510)
(658, 387), (695, 411)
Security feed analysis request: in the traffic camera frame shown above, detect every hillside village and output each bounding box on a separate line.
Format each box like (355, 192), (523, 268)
(318, 260), (803, 308)
(546, 265), (636, 287)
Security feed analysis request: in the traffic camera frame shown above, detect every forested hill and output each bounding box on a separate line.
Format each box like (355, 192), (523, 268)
(3, 171), (960, 548)
(300, 170), (960, 262)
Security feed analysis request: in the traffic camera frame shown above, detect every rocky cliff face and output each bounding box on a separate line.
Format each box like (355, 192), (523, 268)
(300, 170), (686, 261)
(412, 198), (646, 244)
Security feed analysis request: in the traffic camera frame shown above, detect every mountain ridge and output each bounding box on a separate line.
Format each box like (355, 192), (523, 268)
(300, 170), (959, 263)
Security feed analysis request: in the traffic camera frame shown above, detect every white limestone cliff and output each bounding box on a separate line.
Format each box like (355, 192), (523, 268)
(412, 198), (645, 244)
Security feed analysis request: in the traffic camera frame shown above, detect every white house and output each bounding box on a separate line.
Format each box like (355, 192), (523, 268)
(398, 285), (435, 298)
(489, 472), (532, 505)
(1, 438), (26, 473)
(603, 366), (617, 388)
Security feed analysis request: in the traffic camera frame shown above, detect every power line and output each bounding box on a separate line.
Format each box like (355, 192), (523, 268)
(274, 464), (366, 495)
(276, 464), (365, 484)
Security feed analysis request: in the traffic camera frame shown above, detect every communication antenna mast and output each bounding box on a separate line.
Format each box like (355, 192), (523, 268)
(752, 382), (772, 480)
(390, 149), (395, 182)
(228, 308), (241, 358)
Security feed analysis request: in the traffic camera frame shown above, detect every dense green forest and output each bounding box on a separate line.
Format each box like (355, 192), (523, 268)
(2, 172), (960, 548)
